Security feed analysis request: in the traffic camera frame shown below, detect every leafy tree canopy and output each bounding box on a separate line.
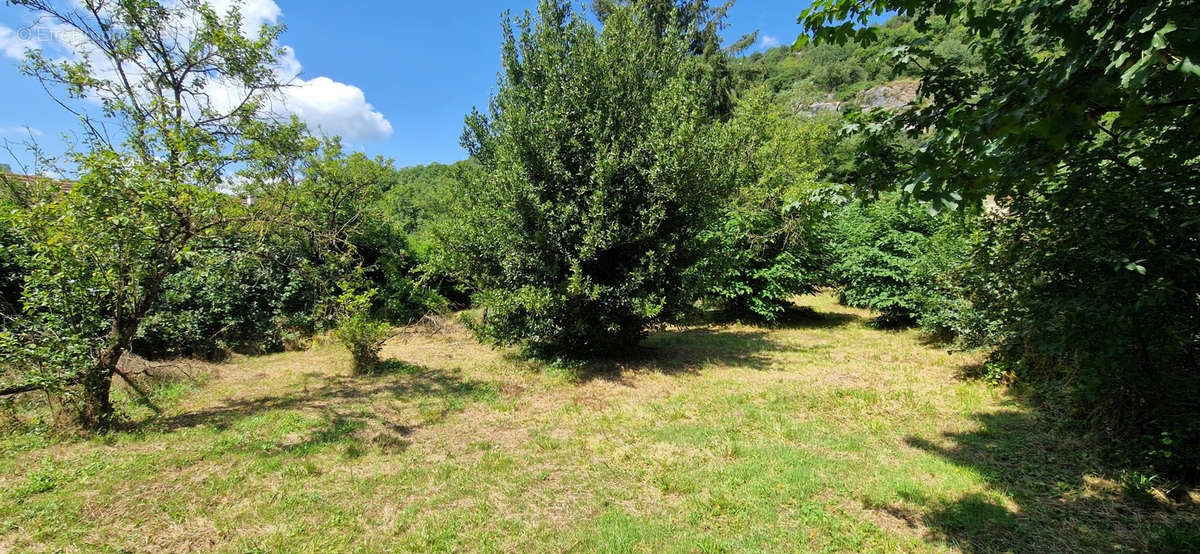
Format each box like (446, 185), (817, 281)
(434, 0), (727, 356)
(799, 0), (1200, 210)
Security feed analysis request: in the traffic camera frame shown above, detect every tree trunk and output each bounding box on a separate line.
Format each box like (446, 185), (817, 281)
(79, 267), (172, 429)
(81, 315), (145, 429)
(79, 359), (116, 429)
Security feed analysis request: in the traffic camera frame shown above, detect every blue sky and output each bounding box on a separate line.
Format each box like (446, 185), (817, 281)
(0, 1), (818, 172)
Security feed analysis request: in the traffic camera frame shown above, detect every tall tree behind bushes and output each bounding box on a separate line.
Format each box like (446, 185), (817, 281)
(801, 0), (1200, 479)
(434, 0), (727, 356)
(384, 161), (479, 254)
(381, 160), (480, 310)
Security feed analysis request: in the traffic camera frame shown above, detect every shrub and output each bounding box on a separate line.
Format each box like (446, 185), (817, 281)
(433, 0), (728, 356)
(959, 177), (1200, 481)
(133, 137), (425, 359)
(829, 196), (941, 325)
(135, 247), (312, 358)
(829, 196), (978, 333)
(0, 174), (35, 321)
(378, 257), (449, 325)
(910, 217), (978, 340)
(331, 288), (393, 375)
(0, 214), (24, 320)
(702, 89), (835, 321)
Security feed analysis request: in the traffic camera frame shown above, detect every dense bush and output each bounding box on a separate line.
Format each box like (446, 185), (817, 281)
(702, 89), (834, 321)
(960, 176), (1200, 479)
(0, 210), (24, 320)
(130, 139), (444, 359)
(378, 254), (450, 324)
(830, 197), (941, 326)
(0, 173), (43, 322)
(4, 138), (447, 369)
(828, 195), (977, 336)
(803, 0), (1200, 481)
(134, 247), (312, 358)
(3, 143), (444, 376)
(433, 0), (727, 356)
(909, 217), (977, 340)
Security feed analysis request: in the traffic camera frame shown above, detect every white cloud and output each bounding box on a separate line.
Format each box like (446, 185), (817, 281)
(759, 34), (781, 49)
(0, 24), (38, 59)
(282, 77), (393, 143)
(266, 45), (392, 142)
(210, 0), (393, 141)
(204, 0), (393, 141)
(0, 126), (44, 137)
(2, 0), (393, 143)
(205, 0), (281, 35)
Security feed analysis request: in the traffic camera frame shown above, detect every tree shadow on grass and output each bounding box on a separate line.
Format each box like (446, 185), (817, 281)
(773, 305), (865, 330)
(891, 408), (1200, 552)
(150, 359), (496, 456)
(521, 303), (859, 383)
(569, 327), (784, 382)
(698, 304), (864, 330)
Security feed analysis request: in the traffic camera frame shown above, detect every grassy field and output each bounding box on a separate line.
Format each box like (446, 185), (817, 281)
(1, 293), (1196, 552)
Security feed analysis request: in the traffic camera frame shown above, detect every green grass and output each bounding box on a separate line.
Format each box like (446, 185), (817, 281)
(1, 293), (1196, 552)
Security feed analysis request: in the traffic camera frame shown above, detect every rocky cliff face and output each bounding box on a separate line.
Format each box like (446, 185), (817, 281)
(796, 100), (842, 117)
(856, 80), (919, 110)
(794, 79), (920, 117)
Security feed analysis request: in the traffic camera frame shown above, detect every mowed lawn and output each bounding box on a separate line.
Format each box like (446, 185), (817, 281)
(1, 293), (1196, 552)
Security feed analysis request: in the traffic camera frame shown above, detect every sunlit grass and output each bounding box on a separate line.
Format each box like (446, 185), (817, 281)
(1, 293), (1196, 552)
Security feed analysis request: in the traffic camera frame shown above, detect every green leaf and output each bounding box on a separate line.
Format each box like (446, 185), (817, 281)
(1178, 57), (1200, 79)
(1120, 54), (1155, 88)
(1150, 22), (1177, 50)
